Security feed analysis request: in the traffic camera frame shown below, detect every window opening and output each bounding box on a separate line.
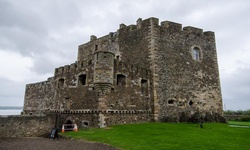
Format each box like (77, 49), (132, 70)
(58, 79), (64, 88)
(95, 45), (98, 51)
(141, 79), (148, 95)
(117, 74), (126, 86)
(78, 74), (86, 85)
(82, 121), (89, 128)
(168, 100), (174, 104)
(189, 100), (194, 106)
(193, 47), (200, 60)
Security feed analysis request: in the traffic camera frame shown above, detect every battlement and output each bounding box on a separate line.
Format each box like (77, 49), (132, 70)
(55, 63), (74, 76)
(54, 62), (86, 77)
(26, 78), (54, 88)
(161, 21), (214, 37)
(84, 34), (117, 55)
(161, 21), (182, 32)
(117, 17), (214, 37)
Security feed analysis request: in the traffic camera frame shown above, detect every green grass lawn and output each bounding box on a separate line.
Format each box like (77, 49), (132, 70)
(228, 121), (250, 126)
(61, 123), (250, 150)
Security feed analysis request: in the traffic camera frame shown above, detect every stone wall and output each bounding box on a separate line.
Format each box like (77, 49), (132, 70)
(0, 115), (55, 137)
(57, 113), (100, 128)
(23, 78), (56, 115)
(118, 18), (151, 68)
(104, 112), (151, 126)
(156, 21), (223, 121)
(55, 111), (152, 128)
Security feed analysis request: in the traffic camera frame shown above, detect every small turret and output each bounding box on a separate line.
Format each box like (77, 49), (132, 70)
(93, 46), (115, 93)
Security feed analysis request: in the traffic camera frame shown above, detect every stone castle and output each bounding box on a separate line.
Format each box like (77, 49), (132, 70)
(22, 17), (224, 128)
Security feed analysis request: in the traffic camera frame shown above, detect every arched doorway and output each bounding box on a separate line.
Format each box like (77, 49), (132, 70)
(64, 120), (74, 131)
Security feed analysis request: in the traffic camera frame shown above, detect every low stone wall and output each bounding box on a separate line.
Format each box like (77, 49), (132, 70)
(224, 115), (244, 121)
(0, 115), (55, 137)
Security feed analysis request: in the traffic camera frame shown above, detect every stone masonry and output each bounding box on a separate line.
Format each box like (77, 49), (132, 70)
(22, 17), (225, 129)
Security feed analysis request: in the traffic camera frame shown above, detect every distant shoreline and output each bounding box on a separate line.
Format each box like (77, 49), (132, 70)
(0, 106), (23, 110)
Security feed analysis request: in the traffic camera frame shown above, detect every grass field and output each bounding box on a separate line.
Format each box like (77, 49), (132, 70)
(228, 121), (250, 126)
(61, 123), (250, 150)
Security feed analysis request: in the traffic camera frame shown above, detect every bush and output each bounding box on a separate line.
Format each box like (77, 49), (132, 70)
(239, 116), (250, 122)
(224, 109), (250, 115)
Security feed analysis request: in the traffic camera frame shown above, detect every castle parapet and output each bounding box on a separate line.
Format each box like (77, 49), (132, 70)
(161, 21), (182, 32)
(90, 35), (97, 41)
(203, 31), (215, 37)
(54, 62), (79, 77)
(119, 23), (126, 29)
(183, 26), (203, 35)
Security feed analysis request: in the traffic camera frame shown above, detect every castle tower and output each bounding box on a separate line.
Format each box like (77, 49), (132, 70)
(93, 45), (115, 93)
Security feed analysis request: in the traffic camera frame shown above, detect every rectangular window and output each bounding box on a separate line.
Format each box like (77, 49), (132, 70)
(58, 79), (64, 88)
(117, 74), (126, 86)
(141, 79), (148, 95)
(78, 74), (86, 85)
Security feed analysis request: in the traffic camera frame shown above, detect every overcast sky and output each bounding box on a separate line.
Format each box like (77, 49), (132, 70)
(0, 0), (250, 110)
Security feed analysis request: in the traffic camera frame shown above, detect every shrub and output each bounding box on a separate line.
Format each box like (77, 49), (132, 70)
(239, 116), (250, 122)
(224, 109), (250, 115)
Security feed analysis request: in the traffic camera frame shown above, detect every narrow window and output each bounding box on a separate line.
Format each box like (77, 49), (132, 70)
(141, 79), (148, 95)
(58, 79), (64, 88)
(193, 47), (200, 60)
(78, 74), (86, 85)
(189, 100), (194, 106)
(117, 74), (126, 86)
(95, 45), (98, 51)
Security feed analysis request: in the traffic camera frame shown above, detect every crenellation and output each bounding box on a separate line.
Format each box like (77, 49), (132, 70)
(161, 21), (182, 32)
(58, 66), (64, 74)
(203, 31), (215, 38)
(183, 26), (203, 35)
(90, 35), (97, 41)
(70, 63), (76, 70)
(119, 23), (126, 29)
(129, 25), (137, 31)
(64, 65), (70, 72)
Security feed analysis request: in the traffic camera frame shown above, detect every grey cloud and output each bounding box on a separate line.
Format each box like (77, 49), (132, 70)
(221, 66), (250, 110)
(0, 77), (25, 106)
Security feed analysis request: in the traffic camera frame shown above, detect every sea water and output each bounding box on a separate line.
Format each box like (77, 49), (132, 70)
(0, 110), (22, 115)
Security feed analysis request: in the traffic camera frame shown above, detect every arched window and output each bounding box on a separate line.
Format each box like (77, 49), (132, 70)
(192, 47), (200, 60)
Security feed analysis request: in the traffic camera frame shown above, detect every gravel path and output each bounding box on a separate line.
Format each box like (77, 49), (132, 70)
(0, 137), (118, 150)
